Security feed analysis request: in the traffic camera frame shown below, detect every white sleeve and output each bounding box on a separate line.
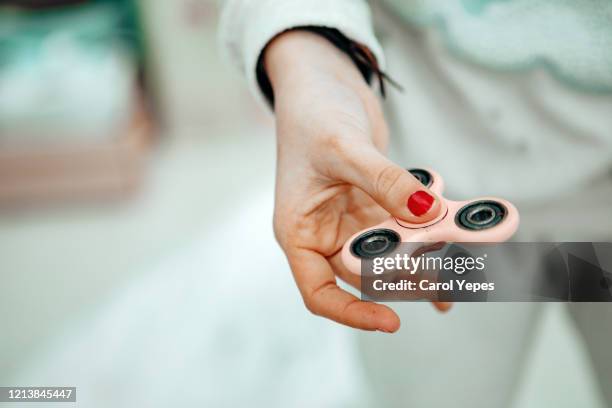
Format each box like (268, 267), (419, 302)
(218, 0), (385, 107)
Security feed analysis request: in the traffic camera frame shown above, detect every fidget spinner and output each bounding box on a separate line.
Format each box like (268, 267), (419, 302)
(342, 168), (520, 275)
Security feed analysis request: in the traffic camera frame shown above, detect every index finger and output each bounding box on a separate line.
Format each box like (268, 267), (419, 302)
(287, 247), (401, 332)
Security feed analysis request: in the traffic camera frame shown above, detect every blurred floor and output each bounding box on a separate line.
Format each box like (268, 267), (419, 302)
(0, 0), (274, 377)
(0, 124), (275, 379)
(1, 176), (369, 408)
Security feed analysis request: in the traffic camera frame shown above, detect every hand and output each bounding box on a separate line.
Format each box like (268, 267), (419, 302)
(265, 31), (449, 333)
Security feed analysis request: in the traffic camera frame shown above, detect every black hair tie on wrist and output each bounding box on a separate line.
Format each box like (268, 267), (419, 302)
(256, 26), (401, 108)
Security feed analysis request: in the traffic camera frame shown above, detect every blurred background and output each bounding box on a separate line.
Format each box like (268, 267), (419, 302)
(0, 0), (607, 406)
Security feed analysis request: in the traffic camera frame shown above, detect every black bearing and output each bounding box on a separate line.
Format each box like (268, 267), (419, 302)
(456, 201), (506, 231)
(407, 168), (433, 187)
(350, 229), (400, 259)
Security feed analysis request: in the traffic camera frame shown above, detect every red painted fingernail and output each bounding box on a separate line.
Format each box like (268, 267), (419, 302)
(407, 190), (435, 216)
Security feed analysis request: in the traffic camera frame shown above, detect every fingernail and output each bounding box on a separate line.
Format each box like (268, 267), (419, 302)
(407, 190), (435, 216)
(378, 328), (391, 333)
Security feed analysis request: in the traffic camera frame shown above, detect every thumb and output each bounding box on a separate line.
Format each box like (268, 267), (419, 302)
(337, 144), (443, 223)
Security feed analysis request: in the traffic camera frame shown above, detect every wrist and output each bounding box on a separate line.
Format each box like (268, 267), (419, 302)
(264, 30), (366, 94)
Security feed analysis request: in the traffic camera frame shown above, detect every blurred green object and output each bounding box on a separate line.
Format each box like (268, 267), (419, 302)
(0, 0), (146, 144)
(0, 0), (144, 64)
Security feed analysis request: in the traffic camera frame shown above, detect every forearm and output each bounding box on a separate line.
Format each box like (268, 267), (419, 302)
(219, 0), (386, 108)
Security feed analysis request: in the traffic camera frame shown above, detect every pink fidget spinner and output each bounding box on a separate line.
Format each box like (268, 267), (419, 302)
(341, 168), (520, 275)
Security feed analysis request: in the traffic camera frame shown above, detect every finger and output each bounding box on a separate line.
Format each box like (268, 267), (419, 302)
(328, 251), (361, 289)
(288, 247), (401, 332)
(432, 301), (453, 313)
(336, 144), (442, 223)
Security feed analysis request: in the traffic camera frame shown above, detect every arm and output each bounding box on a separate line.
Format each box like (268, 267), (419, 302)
(219, 2), (447, 332)
(218, 0), (386, 107)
